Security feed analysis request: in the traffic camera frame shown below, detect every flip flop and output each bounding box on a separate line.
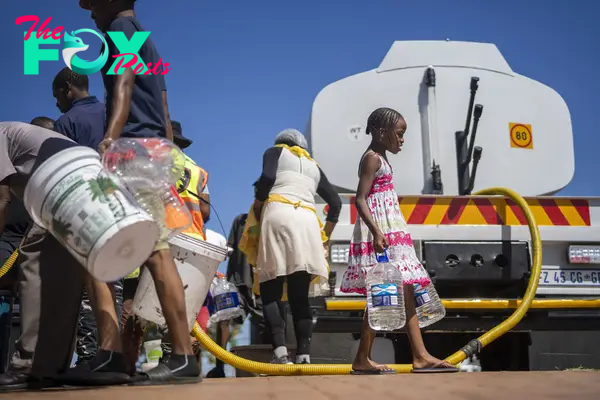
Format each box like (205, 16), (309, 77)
(411, 362), (459, 373)
(129, 364), (202, 386)
(350, 367), (397, 375)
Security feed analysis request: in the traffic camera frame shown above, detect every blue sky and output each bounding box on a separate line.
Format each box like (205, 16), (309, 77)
(2, 0), (599, 251)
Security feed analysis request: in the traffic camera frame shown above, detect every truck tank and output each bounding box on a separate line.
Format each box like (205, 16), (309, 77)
(307, 40), (574, 197)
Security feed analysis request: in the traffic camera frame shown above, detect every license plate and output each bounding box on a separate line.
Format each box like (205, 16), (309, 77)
(539, 269), (600, 286)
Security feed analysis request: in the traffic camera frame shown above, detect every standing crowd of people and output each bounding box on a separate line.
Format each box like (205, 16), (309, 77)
(0, 0), (208, 390)
(0, 0), (457, 392)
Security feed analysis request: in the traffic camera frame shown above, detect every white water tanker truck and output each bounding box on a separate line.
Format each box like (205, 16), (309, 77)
(307, 40), (600, 371)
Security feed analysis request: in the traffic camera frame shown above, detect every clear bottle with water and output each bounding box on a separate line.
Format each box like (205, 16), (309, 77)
(102, 138), (192, 236)
(413, 281), (446, 328)
(210, 277), (245, 324)
(366, 251), (406, 331)
(102, 138), (186, 185)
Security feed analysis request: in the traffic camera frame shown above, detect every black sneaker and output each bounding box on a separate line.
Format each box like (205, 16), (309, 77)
(0, 371), (28, 392)
(130, 354), (201, 386)
(55, 350), (131, 386)
(75, 350), (129, 374)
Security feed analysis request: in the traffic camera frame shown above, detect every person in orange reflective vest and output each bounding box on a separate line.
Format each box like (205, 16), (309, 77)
(157, 120), (211, 366)
(172, 120), (210, 240)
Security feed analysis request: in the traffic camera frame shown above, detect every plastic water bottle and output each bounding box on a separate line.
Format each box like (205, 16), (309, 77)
(210, 277), (245, 324)
(102, 138), (186, 185)
(413, 282), (446, 328)
(102, 138), (192, 236)
(366, 251), (406, 331)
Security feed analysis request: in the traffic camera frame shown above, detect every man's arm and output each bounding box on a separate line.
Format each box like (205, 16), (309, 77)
(103, 68), (135, 145)
(100, 19), (138, 151)
(162, 91), (173, 141)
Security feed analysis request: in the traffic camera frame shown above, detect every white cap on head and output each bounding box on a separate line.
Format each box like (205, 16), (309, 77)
(274, 128), (308, 149)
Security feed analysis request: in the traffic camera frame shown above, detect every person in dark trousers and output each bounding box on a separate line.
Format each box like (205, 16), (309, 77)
(229, 217), (274, 347)
(52, 67), (124, 367)
(205, 212), (272, 378)
(0, 117), (55, 383)
(0, 117), (51, 290)
(0, 122), (85, 392)
(70, 0), (197, 386)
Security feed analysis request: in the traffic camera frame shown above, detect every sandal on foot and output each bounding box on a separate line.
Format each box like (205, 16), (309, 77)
(130, 364), (201, 386)
(351, 367), (397, 375)
(412, 362), (459, 373)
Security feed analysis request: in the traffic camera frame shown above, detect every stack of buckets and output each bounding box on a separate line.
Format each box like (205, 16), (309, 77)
(132, 232), (228, 331)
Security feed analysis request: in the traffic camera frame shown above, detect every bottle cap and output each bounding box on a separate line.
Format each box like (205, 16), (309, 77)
(376, 250), (389, 263)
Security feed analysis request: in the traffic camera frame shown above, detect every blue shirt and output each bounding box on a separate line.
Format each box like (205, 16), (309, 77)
(101, 16), (168, 138)
(54, 96), (105, 150)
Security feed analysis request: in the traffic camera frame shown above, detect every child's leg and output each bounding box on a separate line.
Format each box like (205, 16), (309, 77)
(351, 308), (391, 372)
(403, 284), (455, 369)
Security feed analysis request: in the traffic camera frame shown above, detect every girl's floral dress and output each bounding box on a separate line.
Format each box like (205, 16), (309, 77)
(340, 152), (431, 295)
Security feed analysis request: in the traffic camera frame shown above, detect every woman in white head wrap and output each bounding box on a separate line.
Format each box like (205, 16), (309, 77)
(274, 128), (309, 150)
(251, 129), (341, 365)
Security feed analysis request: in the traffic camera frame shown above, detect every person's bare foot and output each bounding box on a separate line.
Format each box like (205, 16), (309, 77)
(352, 357), (393, 372)
(412, 354), (455, 370)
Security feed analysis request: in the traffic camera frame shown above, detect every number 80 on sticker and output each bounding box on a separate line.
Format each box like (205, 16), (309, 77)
(509, 122), (533, 150)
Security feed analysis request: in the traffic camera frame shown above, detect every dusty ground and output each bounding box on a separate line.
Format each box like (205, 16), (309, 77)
(2, 371), (599, 400)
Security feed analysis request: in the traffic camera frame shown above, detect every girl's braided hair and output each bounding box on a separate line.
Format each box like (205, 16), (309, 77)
(365, 107), (404, 137)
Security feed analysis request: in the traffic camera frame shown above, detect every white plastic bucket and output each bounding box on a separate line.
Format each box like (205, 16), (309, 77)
(23, 146), (160, 282)
(132, 231), (228, 330)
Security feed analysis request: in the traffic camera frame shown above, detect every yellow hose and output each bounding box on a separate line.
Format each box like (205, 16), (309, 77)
(0, 250), (18, 279)
(445, 187), (542, 365)
(192, 187), (541, 374)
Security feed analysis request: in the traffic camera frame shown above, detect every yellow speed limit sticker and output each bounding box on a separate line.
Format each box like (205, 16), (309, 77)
(509, 123), (533, 149)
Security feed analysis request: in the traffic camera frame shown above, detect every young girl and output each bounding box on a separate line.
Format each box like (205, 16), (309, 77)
(341, 107), (458, 374)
